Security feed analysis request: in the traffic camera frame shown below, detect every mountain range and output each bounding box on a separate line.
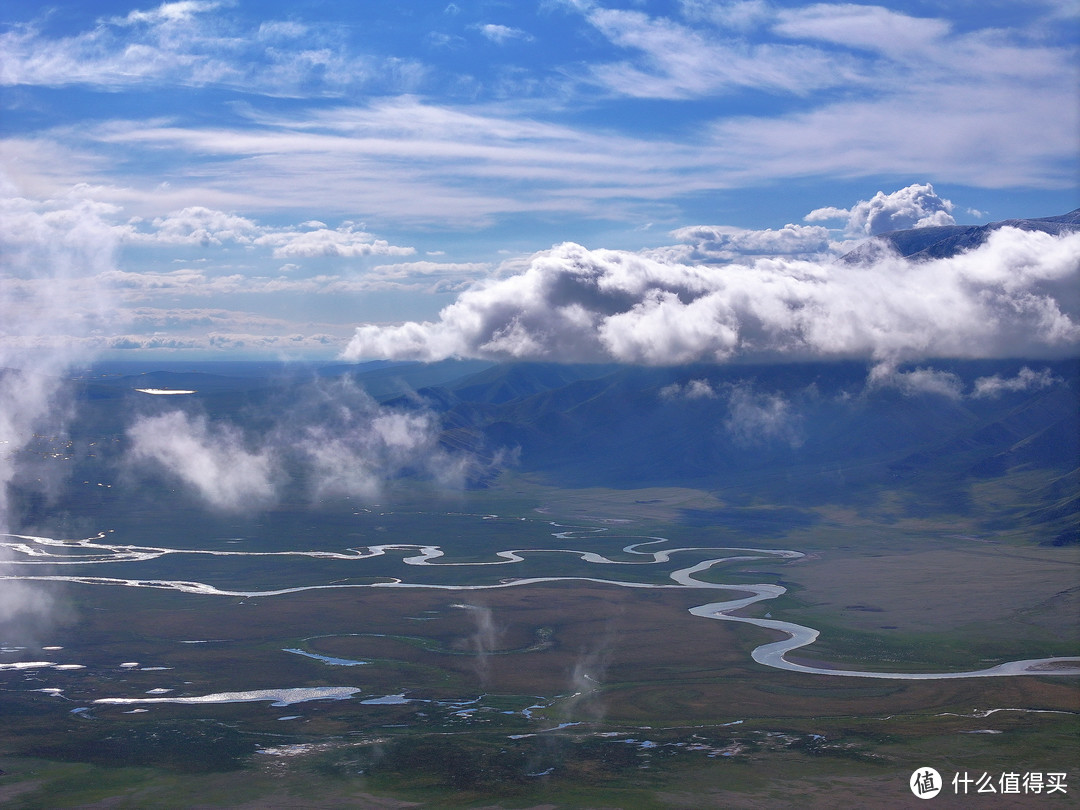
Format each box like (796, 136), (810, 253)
(11, 211), (1078, 546)
(841, 209), (1080, 262)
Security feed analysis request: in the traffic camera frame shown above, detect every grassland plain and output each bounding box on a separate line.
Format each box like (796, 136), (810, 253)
(1, 480), (1077, 808)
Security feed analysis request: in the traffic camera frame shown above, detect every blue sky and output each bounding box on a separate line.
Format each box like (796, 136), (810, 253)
(1, 0), (1078, 360)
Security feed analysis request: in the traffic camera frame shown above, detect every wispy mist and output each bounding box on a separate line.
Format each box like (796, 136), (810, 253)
(0, 178), (121, 633)
(0, 185), (120, 527)
(127, 410), (278, 511)
(454, 603), (501, 685)
(291, 378), (472, 500)
(126, 377), (487, 510)
(724, 384), (805, 448)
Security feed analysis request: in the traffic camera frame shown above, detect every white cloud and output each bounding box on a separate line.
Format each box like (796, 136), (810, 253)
(705, 72), (1075, 190)
(867, 362), (964, 399)
(478, 24), (533, 44)
(660, 379), (717, 400)
(255, 225), (416, 259)
(6, 263), (462, 312)
(579, 6), (854, 98)
(112, 1), (226, 27)
(724, 385), (803, 447)
(126, 378), (490, 508)
(11, 53), (1075, 231)
(0, 196), (428, 355)
(972, 367), (1062, 398)
(0, 2), (421, 97)
(772, 4), (950, 59)
(128, 411), (278, 510)
(803, 206), (849, 223)
(4, 3), (1076, 234)
(679, 0), (771, 31)
(370, 260), (488, 277)
(0, 183), (120, 529)
(120, 207), (416, 257)
(53, 98), (714, 226)
(806, 183), (955, 236)
(135, 206), (263, 246)
(292, 379), (469, 499)
(344, 226), (1080, 365)
(662, 222), (831, 262)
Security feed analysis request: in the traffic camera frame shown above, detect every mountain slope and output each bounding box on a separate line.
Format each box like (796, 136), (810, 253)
(842, 209), (1080, 262)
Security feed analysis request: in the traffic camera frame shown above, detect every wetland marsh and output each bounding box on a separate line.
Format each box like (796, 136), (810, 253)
(1, 488), (1077, 808)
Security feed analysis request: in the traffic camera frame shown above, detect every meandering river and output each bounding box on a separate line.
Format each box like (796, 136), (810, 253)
(2, 522), (1078, 680)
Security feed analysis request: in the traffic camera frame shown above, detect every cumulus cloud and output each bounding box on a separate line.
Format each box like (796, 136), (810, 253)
(972, 366), (1062, 398)
(0, 196), (432, 355)
(121, 208), (415, 258)
(344, 226), (1080, 366)
(660, 222), (831, 263)
(130, 207), (263, 246)
(128, 411), (278, 510)
(866, 363), (1066, 400)
(255, 224), (416, 259)
(805, 183), (955, 236)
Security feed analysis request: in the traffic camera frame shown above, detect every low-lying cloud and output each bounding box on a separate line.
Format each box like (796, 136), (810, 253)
(344, 226), (1080, 366)
(724, 384), (804, 448)
(867, 362), (1065, 401)
(0, 182), (120, 530)
(972, 367), (1062, 399)
(661, 379), (804, 446)
(0, 178), (121, 633)
(867, 362), (964, 400)
(128, 411), (278, 510)
(126, 378), (484, 510)
(290, 378), (472, 500)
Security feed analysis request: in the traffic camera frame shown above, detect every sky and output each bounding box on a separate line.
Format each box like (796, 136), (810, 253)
(1, 0), (1078, 362)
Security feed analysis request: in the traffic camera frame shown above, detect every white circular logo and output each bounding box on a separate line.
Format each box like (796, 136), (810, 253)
(910, 767), (942, 799)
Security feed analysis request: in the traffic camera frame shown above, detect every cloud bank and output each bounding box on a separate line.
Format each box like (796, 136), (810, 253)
(344, 226), (1080, 366)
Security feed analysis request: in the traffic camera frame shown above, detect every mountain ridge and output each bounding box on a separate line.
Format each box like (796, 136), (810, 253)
(841, 208), (1080, 262)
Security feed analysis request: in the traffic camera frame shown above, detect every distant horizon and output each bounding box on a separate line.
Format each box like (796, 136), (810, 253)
(44, 354), (1080, 380)
(3, 0), (1078, 365)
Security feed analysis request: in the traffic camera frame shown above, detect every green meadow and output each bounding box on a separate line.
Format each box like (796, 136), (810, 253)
(1, 477), (1076, 808)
